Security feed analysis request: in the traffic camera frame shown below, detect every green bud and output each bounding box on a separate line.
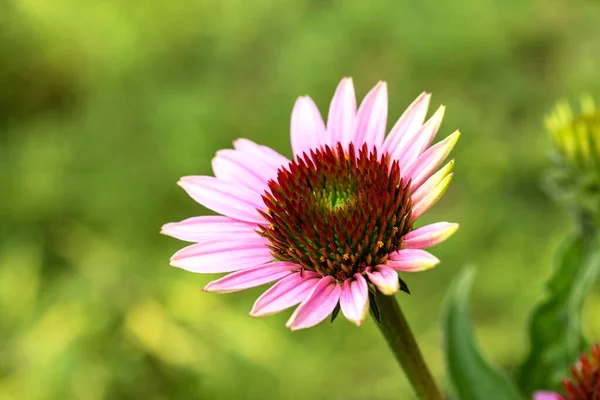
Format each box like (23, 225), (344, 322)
(544, 95), (600, 221)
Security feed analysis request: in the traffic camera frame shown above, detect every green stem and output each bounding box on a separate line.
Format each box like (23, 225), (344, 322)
(373, 291), (443, 400)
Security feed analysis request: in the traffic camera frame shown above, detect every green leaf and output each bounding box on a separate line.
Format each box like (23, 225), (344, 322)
(517, 231), (600, 395)
(369, 291), (381, 324)
(330, 303), (341, 323)
(442, 267), (525, 400)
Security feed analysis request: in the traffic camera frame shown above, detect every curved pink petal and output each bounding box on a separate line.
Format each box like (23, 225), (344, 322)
(411, 172), (453, 222)
(353, 81), (388, 149)
(161, 216), (258, 242)
(327, 77), (357, 149)
(410, 159), (454, 204)
(178, 176), (265, 224)
(286, 276), (342, 330)
(233, 138), (289, 171)
(387, 249), (440, 272)
(250, 271), (321, 317)
(402, 222), (458, 249)
(340, 273), (369, 326)
(392, 106), (445, 170)
(382, 92), (431, 156)
(216, 149), (282, 185)
(366, 265), (399, 295)
(402, 222), (459, 249)
(169, 237), (272, 273)
(533, 392), (563, 400)
(212, 150), (273, 193)
(204, 262), (298, 293)
(290, 96), (326, 157)
(405, 130), (460, 192)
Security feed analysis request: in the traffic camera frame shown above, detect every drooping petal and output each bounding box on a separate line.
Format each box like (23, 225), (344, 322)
(391, 105), (445, 169)
(170, 237), (272, 273)
(387, 249), (440, 271)
(204, 262), (298, 293)
(402, 222), (459, 249)
(212, 150), (274, 192)
(327, 77), (357, 148)
(411, 172), (454, 222)
(291, 96), (327, 157)
(160, 216), (258, 242)
(178, 176), (265, 223)
(533, 392), (563, 400)
(366, 265), (399, 295)
(353, 81), (388, 149)
(405, 130), (460, 192)
(233, 138), (289, 171)
(250, 271), (321, 317)
(340, 273), (369, 326)
(382, 92), (431, 156)
(286, 276), (342, 330)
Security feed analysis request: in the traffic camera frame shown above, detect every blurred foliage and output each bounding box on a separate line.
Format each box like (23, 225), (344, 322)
(2, 0), (600, 399)
(443, 268), (524, 400)
(517, 228), (600, 395)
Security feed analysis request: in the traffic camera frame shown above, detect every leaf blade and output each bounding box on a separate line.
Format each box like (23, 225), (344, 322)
(442, 267), (525, 400)
(517, 232), (600, 394)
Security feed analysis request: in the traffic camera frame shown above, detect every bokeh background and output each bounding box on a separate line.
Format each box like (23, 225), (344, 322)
(2, 0), (600, 398)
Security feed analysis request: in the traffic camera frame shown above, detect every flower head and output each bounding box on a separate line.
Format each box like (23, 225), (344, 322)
(534, 343), (600, 400)
(545, 96), (600, 219)
(162, 78), (459, 330)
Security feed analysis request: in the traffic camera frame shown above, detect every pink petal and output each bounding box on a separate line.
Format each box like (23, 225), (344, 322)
(402, 222), (459, 249)
(404, 131), (460, 191)
(410, 159), (454, 205)
(353, 81), (388, 149)
(250, 271), (321, 317)
(382, 92), (431, 156)
(366, 265), (399, 295)
(327, 77), (357, 149)
(161, 216), (258, 243)
(411, 172), (453, 222)
(290, 96), (326, 157)
(212, 150), (273, 193)
(405, 130), (460, 192)
(286, 276), (342, 330)
(233, 138), (289, 171)
(178, 176), (265, 224)
(169, 237), (272, 273)
(533, 392), (563, 400)
(203, 262), (298, 293)
(340, 274), (369, 326)
(392, 105), (445, 170)
(387, 249), (440, 272)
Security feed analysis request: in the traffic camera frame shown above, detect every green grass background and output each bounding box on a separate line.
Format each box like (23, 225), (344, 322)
(2, 0), (600, 398)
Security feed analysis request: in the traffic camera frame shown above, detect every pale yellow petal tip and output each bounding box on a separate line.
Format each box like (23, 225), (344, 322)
(434, 105), (446, 115)
(447, 222), (460, 236)
(378, 283), (400, 296)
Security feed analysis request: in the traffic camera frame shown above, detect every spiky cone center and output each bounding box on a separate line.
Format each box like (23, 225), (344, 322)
(561, 343), (600, 399)
(257, 142), (413, 281)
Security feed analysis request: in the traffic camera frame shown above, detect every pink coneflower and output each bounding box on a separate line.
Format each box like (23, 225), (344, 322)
(162, 78), (459, 330)
(534, 344), (600, 400)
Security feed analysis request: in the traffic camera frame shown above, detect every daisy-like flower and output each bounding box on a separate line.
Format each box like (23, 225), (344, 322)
(162, 78), (460, 330)
(533, 344), (600, 400)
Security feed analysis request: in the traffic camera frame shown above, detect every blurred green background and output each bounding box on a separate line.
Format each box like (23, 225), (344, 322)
(2, 0), (600, 398)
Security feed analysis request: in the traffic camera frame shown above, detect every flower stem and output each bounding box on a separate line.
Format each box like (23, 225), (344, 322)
(373, 290), (443, 400)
